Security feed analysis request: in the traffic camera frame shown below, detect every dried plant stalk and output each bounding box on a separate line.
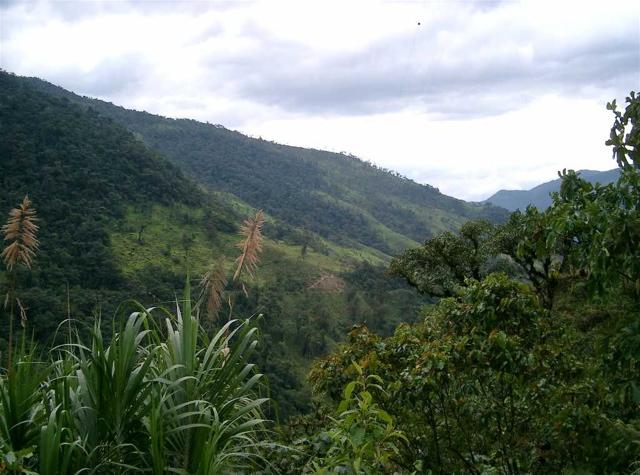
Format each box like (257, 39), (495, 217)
(233, 210), (264, 281)
(16, 298), (28, 328)
(2, 195), (39, 271)
(200, 258), (227, 322)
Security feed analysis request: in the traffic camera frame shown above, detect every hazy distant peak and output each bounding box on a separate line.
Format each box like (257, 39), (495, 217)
(483, 169), (620, 211)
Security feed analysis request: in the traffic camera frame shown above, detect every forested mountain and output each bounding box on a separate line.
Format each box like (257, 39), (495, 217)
(22, 74), (507, 256)
(0, 71), (221, 323)
(484, 168), (620, 211)
(0, 71), (429, 417)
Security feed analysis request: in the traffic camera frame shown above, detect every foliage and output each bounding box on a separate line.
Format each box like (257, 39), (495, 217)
(606, 91), (639, 170)
(390, 220), (494, 297)
(0, 71), (428, 422)
(308, 92), (640, 473)
(23, 72), (508, 256)
(0, 72), (205, 291)
(0, 282), (269, 473)
(491, 207), (566, 308)
(4, 69), (637, 473)
(550, 168), (640, 298)
(310, 274), (639, 473)
(265, 366), (407, 475)
(307, 365), (406, 474)
(544, 92), (640, 300)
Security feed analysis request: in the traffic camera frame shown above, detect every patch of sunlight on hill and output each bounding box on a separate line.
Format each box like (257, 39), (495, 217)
(110, 203), (389, 282)
(110, 205), (225, 277)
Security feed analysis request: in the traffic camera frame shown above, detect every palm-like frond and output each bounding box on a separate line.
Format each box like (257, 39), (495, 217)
(0, 345), (47, 464)
(0, 282), (269, 473)
(233, 210), (264, 282)
(146, 279), (268, 472)
(1, 195), (39, 271)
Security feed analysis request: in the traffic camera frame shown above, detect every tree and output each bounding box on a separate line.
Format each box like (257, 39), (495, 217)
(490, 208), (566, 308)
(543, 92), (640, 300)
(389, 220), (493, 297)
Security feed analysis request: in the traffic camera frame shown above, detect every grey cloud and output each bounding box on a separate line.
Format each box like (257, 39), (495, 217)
(4, 1), (637, 123)
(215, 18), (639, 118)
(47, 54), (149, 98)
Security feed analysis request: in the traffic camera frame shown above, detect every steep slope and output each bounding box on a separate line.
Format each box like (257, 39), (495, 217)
(23, 75), (508, 255)
(484, 169), (620, 211)
(0, 71), (426, 418)
(0, 72), (211, 291)
(0, 71), (236, 337)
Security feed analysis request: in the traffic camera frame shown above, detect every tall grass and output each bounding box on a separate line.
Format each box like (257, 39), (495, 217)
(197, 209), (265, 324)
(233, 210), (264, 283)
(0, 281), (268, 473)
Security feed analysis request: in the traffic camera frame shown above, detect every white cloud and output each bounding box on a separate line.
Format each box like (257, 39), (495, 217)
(0, 0), (638, 200)
(242, 94), (616, 201)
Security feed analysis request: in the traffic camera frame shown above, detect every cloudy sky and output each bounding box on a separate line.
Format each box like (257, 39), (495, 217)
(1, 0), (638, 200)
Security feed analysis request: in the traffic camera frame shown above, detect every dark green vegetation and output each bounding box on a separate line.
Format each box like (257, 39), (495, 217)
(280, 94), (639, 473)
(484, 168), (620, 211)
(1, 67), (637, 473)
(23, 74), (507, 255)
(0, 71), (227, 336)
(1, 284), (270, 473)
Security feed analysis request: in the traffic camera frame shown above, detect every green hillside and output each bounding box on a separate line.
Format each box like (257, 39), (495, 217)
(22, 75), (508, 256)
(1, 73), (638, 474)
(0, 71), (427, 417)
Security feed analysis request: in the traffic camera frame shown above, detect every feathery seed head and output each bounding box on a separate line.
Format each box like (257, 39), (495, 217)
(233, 210), (264, 282)
(1, 195), (39, 271)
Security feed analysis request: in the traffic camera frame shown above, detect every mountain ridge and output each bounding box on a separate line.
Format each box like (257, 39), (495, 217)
(17, 72), (508, 256)
(484, 168), (620, 211)
(0, 71), (431, 417)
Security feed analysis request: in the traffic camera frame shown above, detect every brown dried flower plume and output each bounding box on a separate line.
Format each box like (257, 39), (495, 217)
(2, 195), (39, 271)
(233, 210), (264, 282)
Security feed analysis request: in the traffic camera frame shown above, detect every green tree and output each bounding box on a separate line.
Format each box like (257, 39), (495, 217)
(390, 220), (493, 297)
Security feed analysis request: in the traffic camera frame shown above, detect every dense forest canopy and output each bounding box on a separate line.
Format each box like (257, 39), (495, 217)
(300, 92), (640, 473)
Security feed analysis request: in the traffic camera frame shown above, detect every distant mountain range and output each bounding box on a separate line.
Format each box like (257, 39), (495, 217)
(483, 169), (620, 211)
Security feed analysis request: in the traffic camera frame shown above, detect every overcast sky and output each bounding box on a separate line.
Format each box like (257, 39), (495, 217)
(1, 0), (638, 200)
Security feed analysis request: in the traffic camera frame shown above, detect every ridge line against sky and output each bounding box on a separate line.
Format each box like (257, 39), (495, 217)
(1, 0), (638, 200)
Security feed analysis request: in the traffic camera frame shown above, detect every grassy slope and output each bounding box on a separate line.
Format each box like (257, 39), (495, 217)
(110, 203), (383, 279)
